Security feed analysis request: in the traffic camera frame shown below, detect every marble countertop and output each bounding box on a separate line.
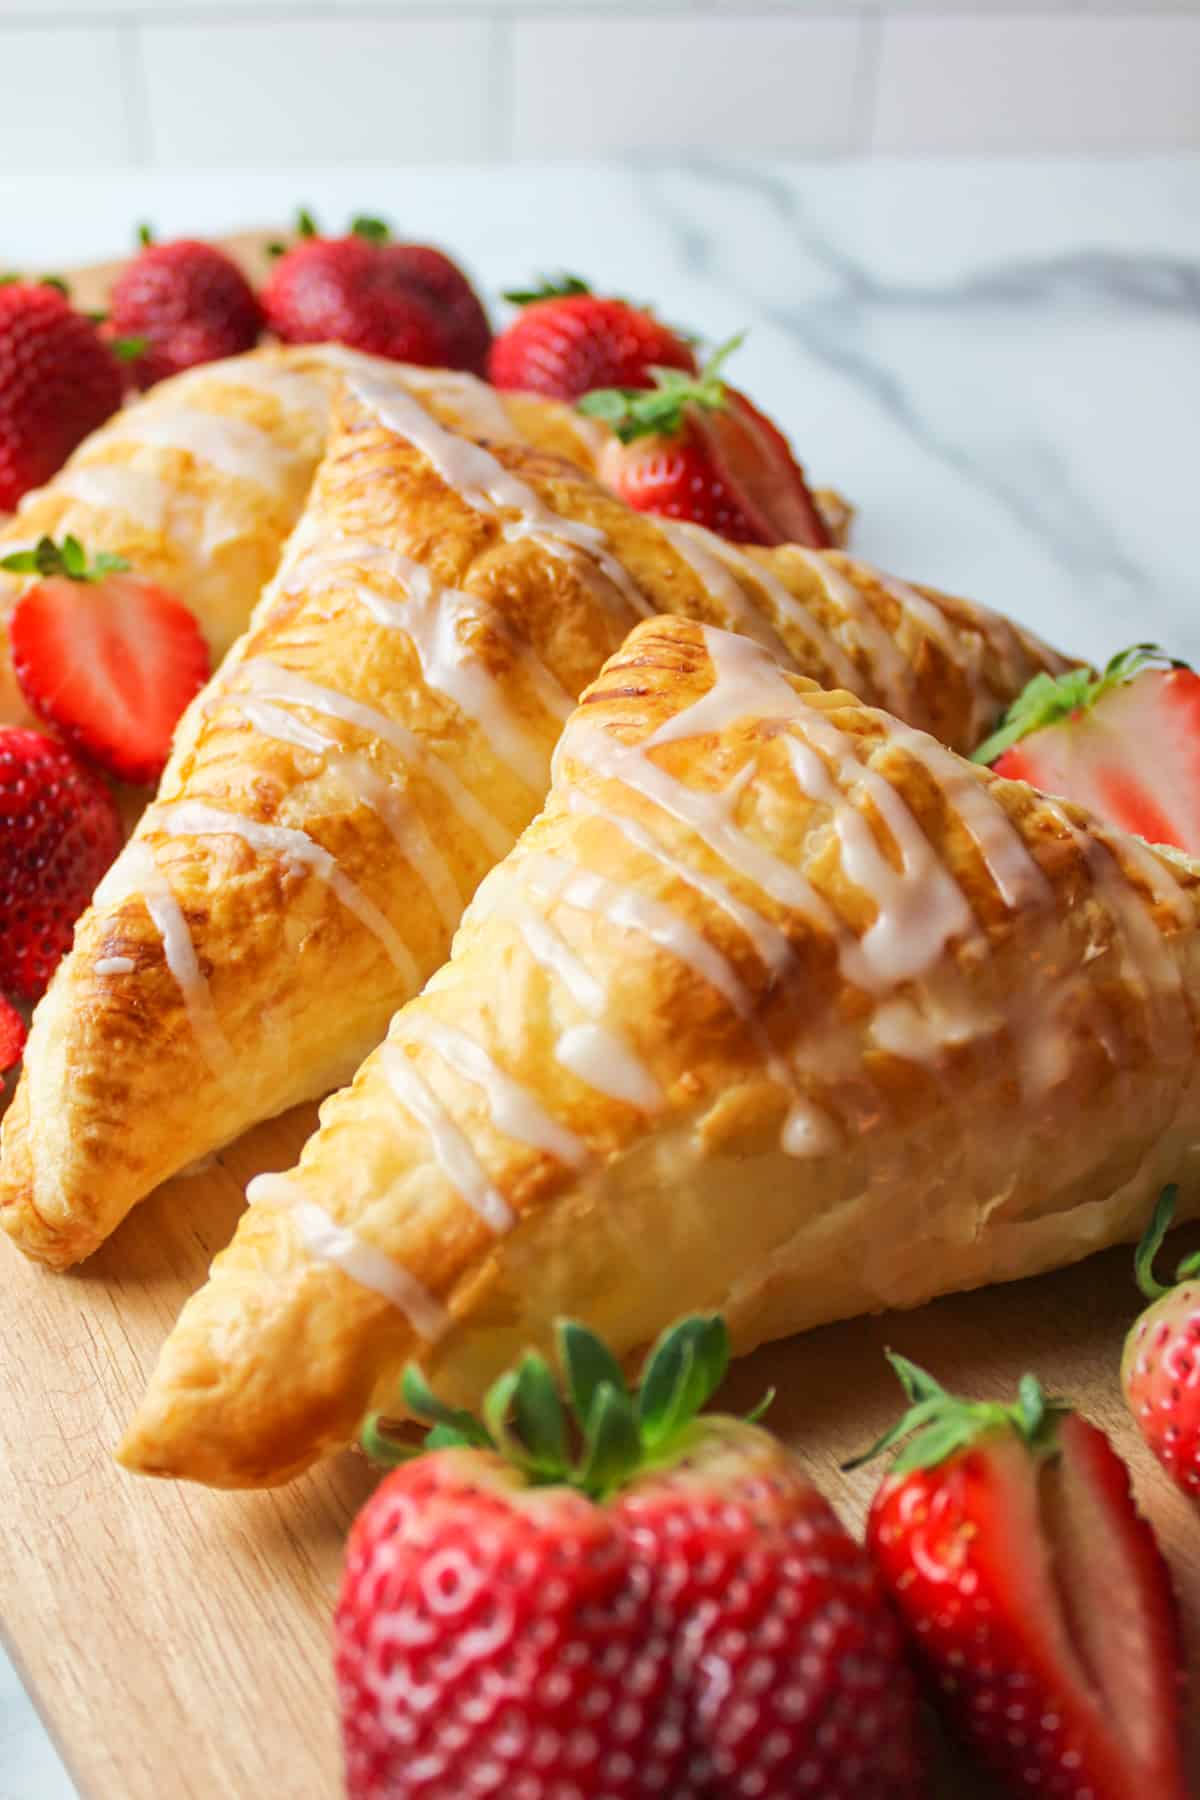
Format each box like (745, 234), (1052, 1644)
(2, 154), (1198, 1796)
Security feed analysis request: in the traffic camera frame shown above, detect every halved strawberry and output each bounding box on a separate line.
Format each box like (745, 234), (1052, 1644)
(4, 535), (211, 787)
(854, 1356), (1188, 1800)
(581, 337), (831, 549)
(0, 996), (26, 1083)
(974, 645), (1200, 853)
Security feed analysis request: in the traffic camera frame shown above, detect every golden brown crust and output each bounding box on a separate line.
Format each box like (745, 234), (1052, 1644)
(120, 615), (1200, 1488)
(1, 378), (1068, 1276)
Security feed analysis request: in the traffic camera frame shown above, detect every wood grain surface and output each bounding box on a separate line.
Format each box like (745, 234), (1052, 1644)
(1, 239), (1197, 1800)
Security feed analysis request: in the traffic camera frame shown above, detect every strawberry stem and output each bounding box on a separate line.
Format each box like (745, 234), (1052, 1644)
(351, 215), (391, 245)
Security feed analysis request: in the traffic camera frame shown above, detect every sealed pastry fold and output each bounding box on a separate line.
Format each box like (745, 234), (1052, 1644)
(0, 367), (1068, 1274)
(120, 615), (1200, 1488)
(0, 346), (618, 727)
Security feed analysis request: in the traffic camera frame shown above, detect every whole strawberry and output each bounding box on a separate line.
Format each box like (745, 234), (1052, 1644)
(1122, 1184), (1200, 1500)
(107, 226), (264, 389)
(973, 644), (1200, 853)
(854, 1355), (1188, 1800)
(0, 726), (121, 1002)
(488, 274), (696, 401)
(338, 1316), (926, 1799)
(364, 233), (491, 375)
(0, 281), (124, 509)
(4, 534), (210, 787)
(582, 337), (832, 549)
(263, 213), (481, 370)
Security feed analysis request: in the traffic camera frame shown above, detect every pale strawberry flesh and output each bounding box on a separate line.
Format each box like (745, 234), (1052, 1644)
(11, 574), (210, 787)
(690, 394), (832, 550)
(993, 668), (1200, 854)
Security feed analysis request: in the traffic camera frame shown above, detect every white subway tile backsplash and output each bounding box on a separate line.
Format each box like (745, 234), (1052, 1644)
(138, 17), (494, 165)
(0, 26), (132, 171)
(872, 14), (1200, 152)
(511, 14), (869, 155)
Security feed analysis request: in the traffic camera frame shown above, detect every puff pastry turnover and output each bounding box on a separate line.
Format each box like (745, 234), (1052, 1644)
(119, 615), (1200, 1489)
(0, 368), (1066, 1272)
(0, 346), (621, 728)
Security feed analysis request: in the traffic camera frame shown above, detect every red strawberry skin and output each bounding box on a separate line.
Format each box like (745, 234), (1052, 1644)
(263, 237), (453, 367)
(868, 1414), (1188, 1800)
(0, 727), (121, 1002)
(613, 1423), (926, 1797)
(11, 571), (211, 787)
(0, 994), (26, 1079)
(108, 239), (263, 389)
(1123, 1282), (1200, 1499)
(992, 667), (1200, 854)
(335, 1450), (683, 1800)
(0, 285), (123, 509)
(337, 1426), (925, 1800)
(489, 293), (695, 401)
(377, 245), (491, 375)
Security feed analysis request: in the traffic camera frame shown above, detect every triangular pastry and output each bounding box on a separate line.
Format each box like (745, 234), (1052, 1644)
(0, 370), (1066, 1272)
(0, 346), (618, 727)
(120, 615), (1200, 1488)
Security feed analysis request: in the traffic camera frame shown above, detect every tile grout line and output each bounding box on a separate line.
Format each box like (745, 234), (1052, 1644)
(117, 19), (152, 167)
(487, 13), (515, 163)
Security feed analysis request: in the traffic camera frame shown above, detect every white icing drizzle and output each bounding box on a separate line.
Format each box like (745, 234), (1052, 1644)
(94, 842), (230, 1075)
(94, 955), (135, 976)
(565, 789), (795, 981)
(790, 551), (916, 714)
(887, 724), (1052, 912)
(235, 659), (511, 857)
(53, 465), (172, 535)
(698, 537), (863, 697)
(247, 1173), (447, 1338)
(513, 905), (663, 1110)
(400, 1016), (590, 1169)
(653, 519), (794, 664)
(555, 1024), (664, 1112)
(379, 1045), (516, 1234)
(151, 800), (419, 983)
(345, 368), (654, 620)
(392, 364), (516, 440)
(231, 695), (463, 930)
(105, 409), (297, 497)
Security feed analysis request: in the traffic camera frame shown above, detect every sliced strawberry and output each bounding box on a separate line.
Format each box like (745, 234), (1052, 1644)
(5, 536), (210, 787)
(1122, 1186), (1200, 1499)
(0, 995), (26, 1080)
(583, 337), (831, 549)
(857, 1357), (1188, 1800)
(979, 648), (1200, 854)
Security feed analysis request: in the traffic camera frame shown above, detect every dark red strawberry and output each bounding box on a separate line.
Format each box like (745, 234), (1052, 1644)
(107, 228), (263, 389)
(368, 236), (491, 375)
(0, 725), (121, 1002)
(488, 274), (696, 401)
(0, 281), (124, 509)
(263, 213), (462, 368)
(854, 1354), (1188, 1800)
(1122, 1184), (1200, 1500)
(338, 1316), (925, 1799)
(0, 994), (26, 1083)
(5, 535), (210, 786)
(583, 338), (832, 548)
(974, 645), (1200, 853)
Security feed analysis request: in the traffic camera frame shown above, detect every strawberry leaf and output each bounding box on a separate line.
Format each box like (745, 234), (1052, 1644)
(0, 535), (130, 583)
(1134, 1184), (1180, 1301)
(512, 1353), (569, 1476)
(296, 208), (319, 240)
(845, 1354), (1069, 1476)
(503, 274), (592, 307)
(401, 1364), (492, 1448)
(557, 1319), (628, 1427)
(578, 332), (745, 444)
(352, 215), (392, 245)
(973, 645), (1190, 767)
(112, 335), (149, 364)
(638, 1314), (729, 1447)
(39, 275), (69, 298)
(361, 1412), (425, 1469)
(137, 223), (154, 249)
(578, 1382), (641, 1498)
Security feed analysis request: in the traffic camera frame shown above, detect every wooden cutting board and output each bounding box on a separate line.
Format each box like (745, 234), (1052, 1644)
(1, 239), (1198, 1800)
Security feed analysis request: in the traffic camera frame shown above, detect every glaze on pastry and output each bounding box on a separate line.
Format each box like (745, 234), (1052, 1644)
(117, 615), (1200, 1489)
